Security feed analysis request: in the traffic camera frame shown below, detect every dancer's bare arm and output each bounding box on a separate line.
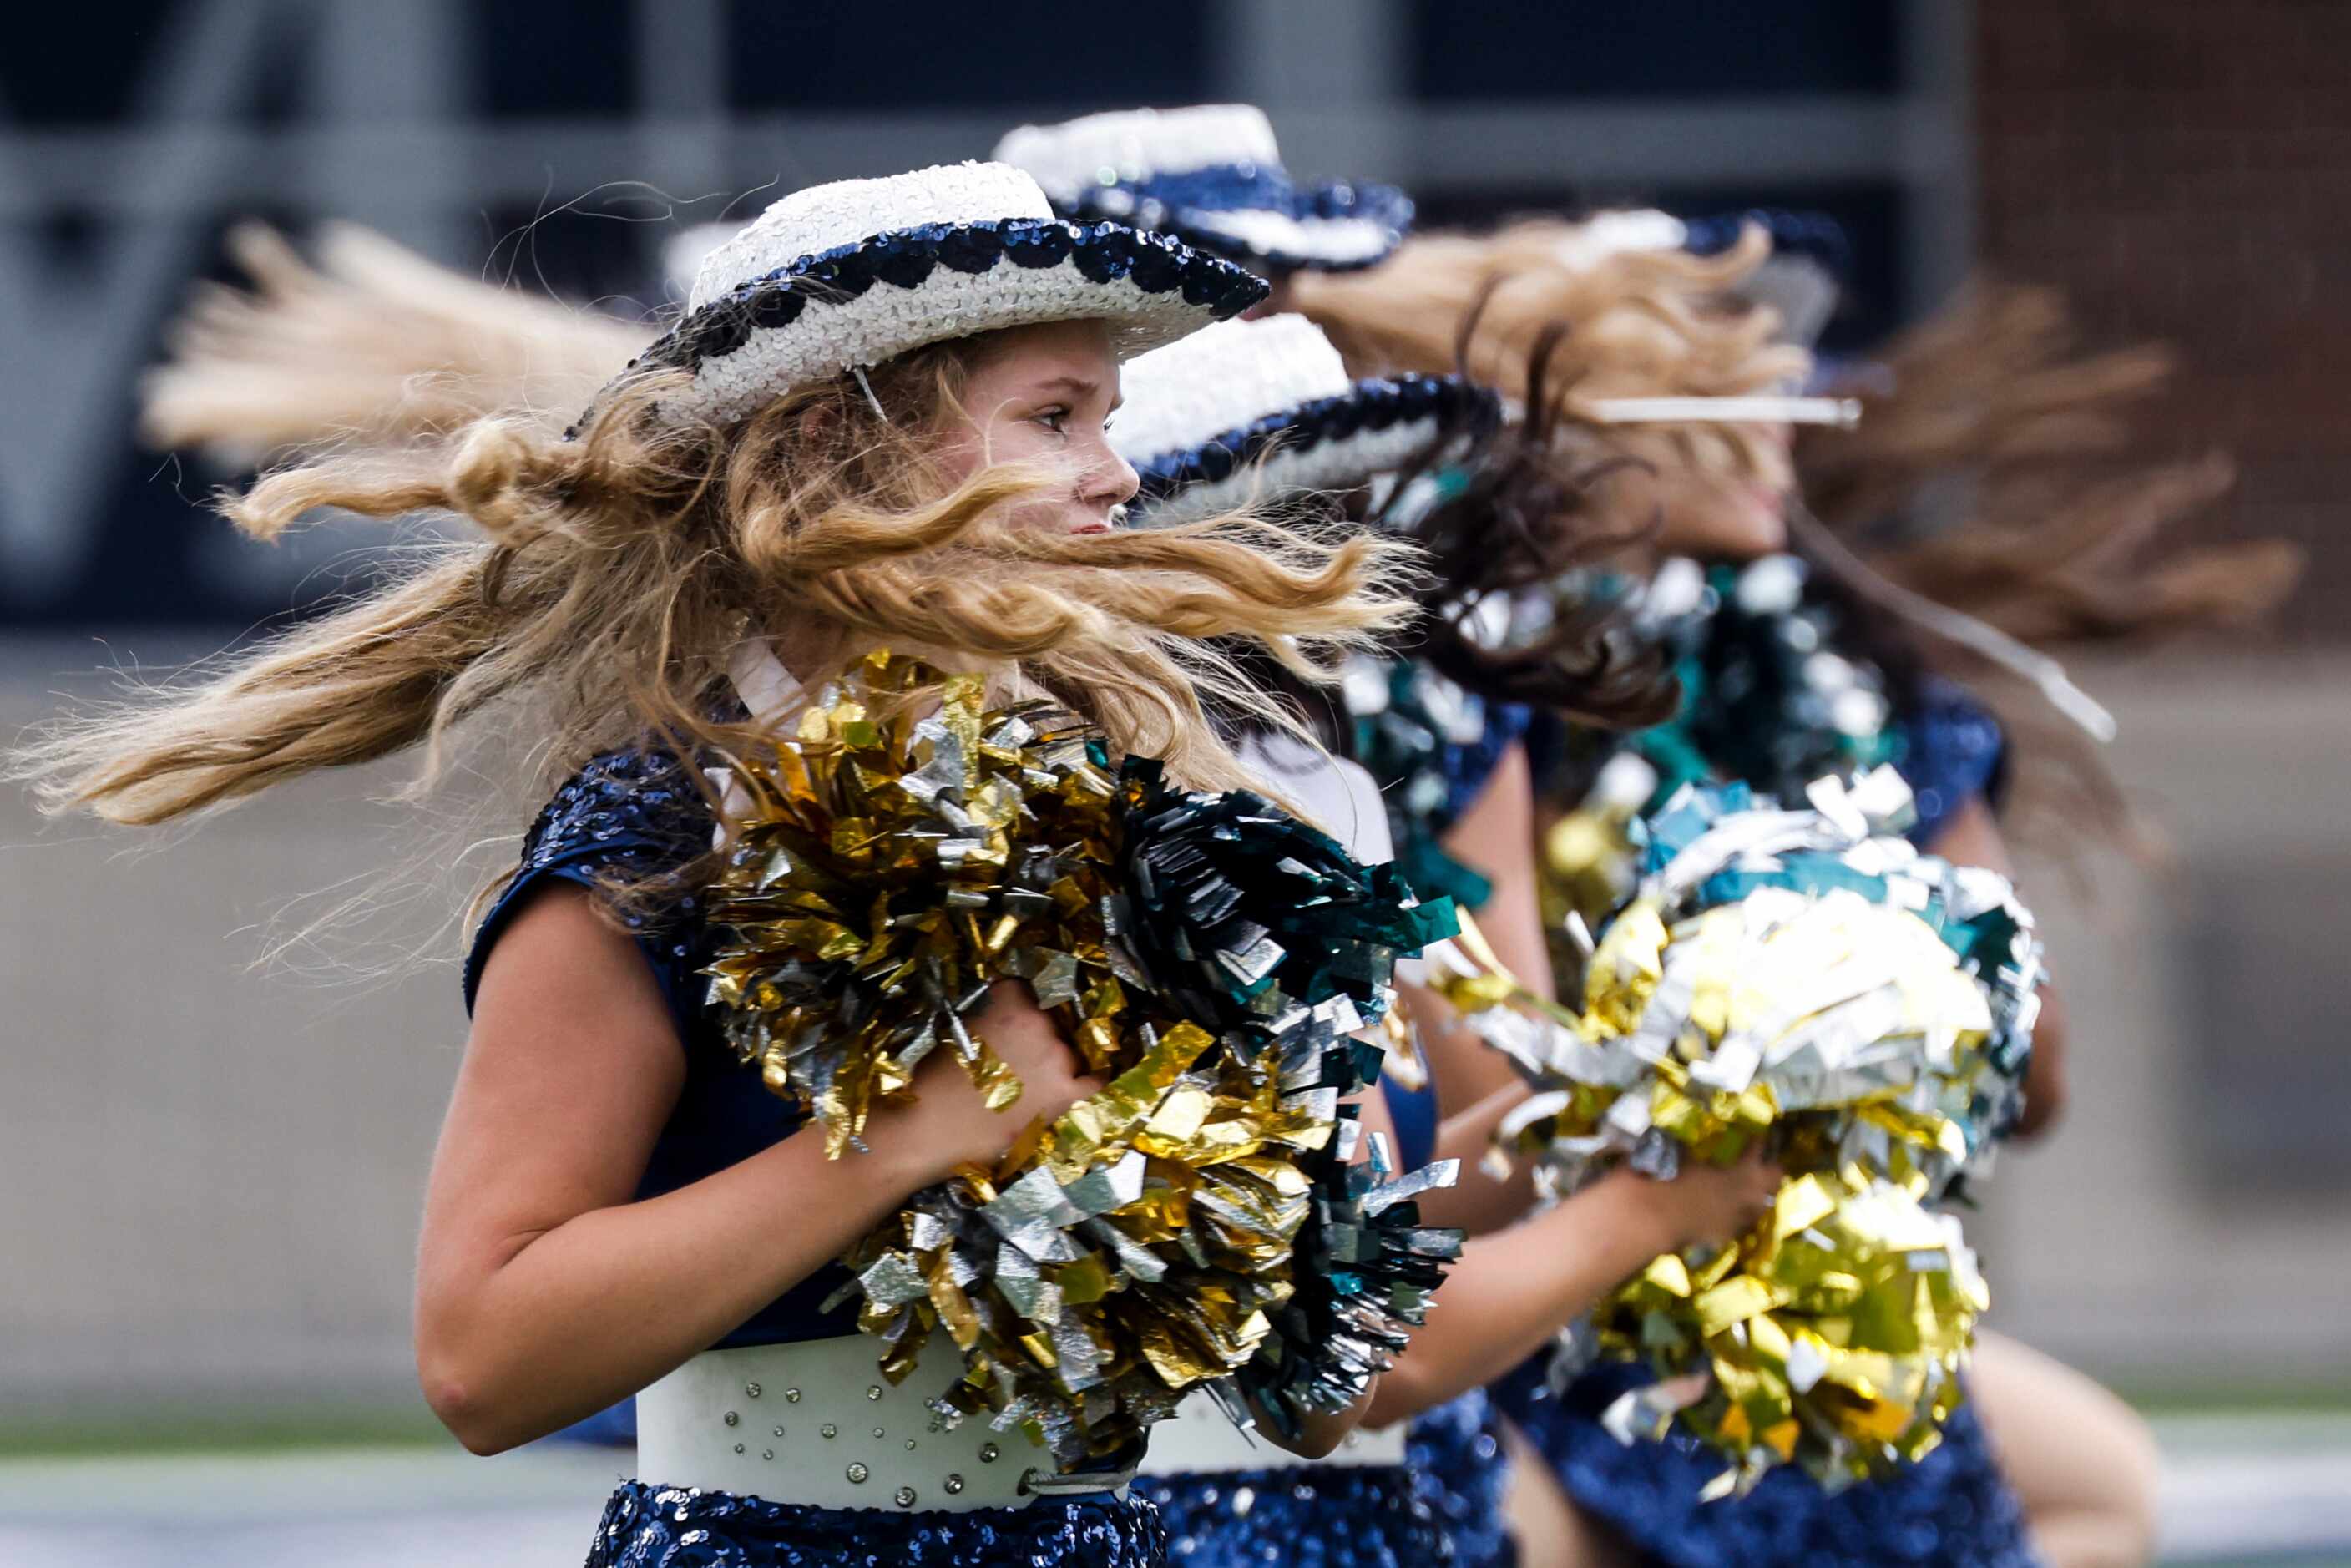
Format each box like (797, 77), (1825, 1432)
(415, 888), (1096, 1454)
(1363, 1148), (1780, 1427)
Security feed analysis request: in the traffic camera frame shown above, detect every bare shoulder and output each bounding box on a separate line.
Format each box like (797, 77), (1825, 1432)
(448, 884), (687, 1205)
(472, 883), (679, 1031)
(1925, 793), (2013, 876)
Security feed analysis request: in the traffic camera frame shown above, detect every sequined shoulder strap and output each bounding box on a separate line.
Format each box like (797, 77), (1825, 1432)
(514, 750), (712, 877)
(1894, 676), (2010, 848)
(463, 748), (715, 1011)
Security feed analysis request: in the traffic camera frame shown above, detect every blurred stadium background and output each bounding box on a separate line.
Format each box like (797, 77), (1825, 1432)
(3, 3), (2347, 1564)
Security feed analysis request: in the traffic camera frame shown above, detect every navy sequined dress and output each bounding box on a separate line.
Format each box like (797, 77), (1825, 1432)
(1897, 675), (2010, 848)
(1143, 1462), (1449, 1568)
(472, 749), (1168, 1567)
(587, 1482), (1166, 1568)
(1491, 1359), (2032, 1568)
(1140, 1074), (1511, 1568)
(1490, 685), (2037, 1568)
(1144, 687), (1530, 1568)
(1138, 1394), (1513, 1568)
(1406, 1384), (1516, 1568)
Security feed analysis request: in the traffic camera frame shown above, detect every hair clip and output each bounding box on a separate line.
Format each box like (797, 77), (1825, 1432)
(1585, 395), (1863, 429)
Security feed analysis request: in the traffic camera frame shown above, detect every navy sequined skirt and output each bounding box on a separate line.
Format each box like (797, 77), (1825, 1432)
(1408, 1391), (1517, 1568)
(587, 1479), (1169, 1566)
(1492, 1357), (2038, 1568)
(1144, 1462), (1450, 1568)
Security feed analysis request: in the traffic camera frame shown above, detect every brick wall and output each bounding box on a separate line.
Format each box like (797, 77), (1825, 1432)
(1976, 1), (2351, 640)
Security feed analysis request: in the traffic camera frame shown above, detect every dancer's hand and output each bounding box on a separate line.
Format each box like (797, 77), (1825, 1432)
(1613, 1143), (1782, 1252)
(885, 981), (1101, 1182)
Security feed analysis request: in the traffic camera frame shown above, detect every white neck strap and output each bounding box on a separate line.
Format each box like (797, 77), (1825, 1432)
(713, 639), (809, 835)
(729, 638), (806, 725)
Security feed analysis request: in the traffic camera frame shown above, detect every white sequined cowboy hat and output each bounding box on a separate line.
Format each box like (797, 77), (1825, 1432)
(993, 105), (1413, 275)
(599, 160), (1266, 429)
(1113, 314), (1497, 526)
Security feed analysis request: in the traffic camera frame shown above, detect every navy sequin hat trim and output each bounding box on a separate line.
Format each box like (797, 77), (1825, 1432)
(1130, 373), (1498, 508)
(577, 215), (1266, 434)
(637, 217), (1262, 378)
(1062, 166), (1416, 274)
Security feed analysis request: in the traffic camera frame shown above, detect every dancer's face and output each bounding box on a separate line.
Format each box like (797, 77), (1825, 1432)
(1649, 422), (1796, 561)
(933, 318), (1140, 534)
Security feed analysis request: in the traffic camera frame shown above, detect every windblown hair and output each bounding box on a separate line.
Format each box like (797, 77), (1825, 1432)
(141, 223), (651, 465)
(1797, 281), (2301, 645)
(1287, 217), (1808, 490)
(1206, 315), (1677, 759)
(22, 338), (1417, 892)
(1378, 323), (1675, 728)
(1790, 281), (2304, 860)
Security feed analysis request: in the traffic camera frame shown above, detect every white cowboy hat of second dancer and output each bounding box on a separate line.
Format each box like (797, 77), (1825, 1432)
(1115, 314), (1496, 525)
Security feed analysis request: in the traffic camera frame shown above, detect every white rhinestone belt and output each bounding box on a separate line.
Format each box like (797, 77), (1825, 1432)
(634, 1335), (1128, 1512)
(1135, 1388), (1408, 1475)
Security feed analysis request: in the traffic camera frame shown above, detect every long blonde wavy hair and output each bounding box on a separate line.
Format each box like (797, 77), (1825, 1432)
(142, 222), (650, 464)
(20, 335), (1417, 889)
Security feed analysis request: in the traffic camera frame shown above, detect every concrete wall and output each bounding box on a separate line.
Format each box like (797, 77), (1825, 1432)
(4, 648), (2348, 1414)
(2, 656), (473, 1413)
(1964, 650), (2351, 1387)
